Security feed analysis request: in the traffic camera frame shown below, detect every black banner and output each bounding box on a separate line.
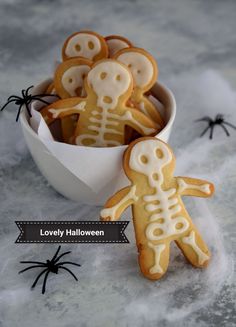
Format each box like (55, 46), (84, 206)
(15, 221), (129, 244)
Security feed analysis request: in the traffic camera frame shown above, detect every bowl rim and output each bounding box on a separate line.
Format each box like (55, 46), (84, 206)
(20, 79), (176, 147)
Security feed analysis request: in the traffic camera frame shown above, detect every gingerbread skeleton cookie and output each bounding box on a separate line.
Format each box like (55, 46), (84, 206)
(100, 137), (214, 280)
(62, 31), (108, 62)
(40, 60), (158, 147)
(114, 47), (164, 128)
(54, 57), (93, 98)
(43, 59), (93, 143)
(105, 35), (132, 57)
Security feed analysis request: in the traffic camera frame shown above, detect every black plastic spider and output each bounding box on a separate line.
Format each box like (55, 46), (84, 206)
(19, 246), (81, 294)
(195, 114), (236, 139)
(0, 85), (58, 121)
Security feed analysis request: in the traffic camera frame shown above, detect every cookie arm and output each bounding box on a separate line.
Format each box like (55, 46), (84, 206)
(176, 177), (214, 197)
(124, 108), (158, 136)
(40, 98), (86, 124)
(100, 185), (138, 221)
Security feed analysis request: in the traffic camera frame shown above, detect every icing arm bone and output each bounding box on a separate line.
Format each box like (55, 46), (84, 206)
(176, 177), (214, 197)
(100, 186), (138, 221)
(123, 108), (159, 136)
(40, 98), (86, 124)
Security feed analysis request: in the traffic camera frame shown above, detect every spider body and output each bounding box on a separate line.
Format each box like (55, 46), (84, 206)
(19, 246), (80, 294)
(1, 85), (58, 121)
(196, 114), (236, 139)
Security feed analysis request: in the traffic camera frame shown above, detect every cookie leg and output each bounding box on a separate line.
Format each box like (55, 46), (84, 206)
(176, 228), (211, 268)
(138, 242), (170, 280)
(61, 116), (77, 143)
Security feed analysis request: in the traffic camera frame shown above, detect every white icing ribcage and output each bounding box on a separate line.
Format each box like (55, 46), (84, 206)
(144, 186), (190, 242)
(75, 110), (155, 146)
(75, 110), (123, 146)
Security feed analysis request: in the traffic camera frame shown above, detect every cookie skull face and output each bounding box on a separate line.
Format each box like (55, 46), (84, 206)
(65, 33), (102, 60)
(61, 65), (91, 96)
(115, 48), (157, 91)
(128, 138), (172, 187)
(87, 60), (132, 110)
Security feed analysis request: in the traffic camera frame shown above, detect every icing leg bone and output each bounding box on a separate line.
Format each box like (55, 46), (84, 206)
(147, 242), (166, 274)
(176, 229), (210, 267)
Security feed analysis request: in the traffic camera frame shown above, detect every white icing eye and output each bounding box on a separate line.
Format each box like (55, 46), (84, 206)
(88, 41), (94, 50)
(156, 148), (164, 159)
(65, 33), (102, 60)
(140, 155), (148, 164)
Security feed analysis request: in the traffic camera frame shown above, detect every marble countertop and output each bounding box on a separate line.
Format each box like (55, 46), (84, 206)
(0, 0), (235, 326)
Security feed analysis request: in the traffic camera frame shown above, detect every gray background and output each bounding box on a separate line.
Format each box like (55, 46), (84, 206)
(0, 0), (235, 326)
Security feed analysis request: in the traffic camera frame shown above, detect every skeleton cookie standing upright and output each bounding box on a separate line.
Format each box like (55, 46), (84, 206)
(50, 57), (93, 143)
(40, 60), (159, 147)
(100, 137), (214, 280)
(114, 47), (164, 129)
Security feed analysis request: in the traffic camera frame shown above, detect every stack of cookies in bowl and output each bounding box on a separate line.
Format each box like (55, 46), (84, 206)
(40, 30), (165, 147)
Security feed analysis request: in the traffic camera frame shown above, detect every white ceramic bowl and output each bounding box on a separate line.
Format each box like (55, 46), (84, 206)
(20, 80), (176, 205)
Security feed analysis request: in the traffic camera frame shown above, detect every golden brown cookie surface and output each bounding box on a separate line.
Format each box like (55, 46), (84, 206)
(40, 60), (158, 147)
(100, 137), (214, 280)
(105, 35), (132, 57)
(114, 47), (164, 128)
(62, 30), (108, 62)
(54, 57), (93, 99)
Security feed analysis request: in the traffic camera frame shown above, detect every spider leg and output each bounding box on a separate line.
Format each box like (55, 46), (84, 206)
(195, 116), (212, 123)
(56, 261), (81, 267)
(7, 95), (21, 101)
(200, 125), (210, 137)
(51, 246), (61, 262)
(22, 86), (33, 99)
(219, 123), (230, 136)
(42, 270), (50, 294)
(25, 85), (34, 95)
(223, 122), (236, 130)
(31, 268), (48, 289)
(1, 99), (19, 111)
(209, 125), (214, 139)
(59, 266), (78, 281)
(19, 265), (46, 274)
(20, 260), (46, 265)
(16, 104), (23, 121)
(54, 251), (71, 264)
